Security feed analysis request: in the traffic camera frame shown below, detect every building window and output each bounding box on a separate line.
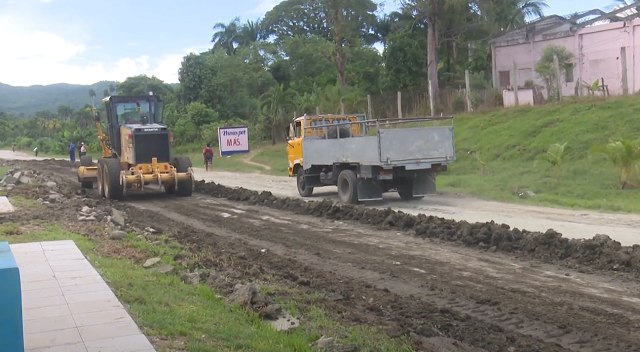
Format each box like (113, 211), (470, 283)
(565, 64), (574, 83)
(499, 70), (510, 88)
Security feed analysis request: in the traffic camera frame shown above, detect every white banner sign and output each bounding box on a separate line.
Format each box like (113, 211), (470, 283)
(218, 126), (250, 156)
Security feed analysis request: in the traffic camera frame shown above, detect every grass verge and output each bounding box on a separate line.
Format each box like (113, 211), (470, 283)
(0, 201), (414, 351)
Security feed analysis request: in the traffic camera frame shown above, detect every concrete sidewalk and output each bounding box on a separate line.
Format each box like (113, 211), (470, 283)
(12, 240), (155, 352)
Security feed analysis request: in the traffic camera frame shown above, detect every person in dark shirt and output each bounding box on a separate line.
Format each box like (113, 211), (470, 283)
(203, 143), (214, 171)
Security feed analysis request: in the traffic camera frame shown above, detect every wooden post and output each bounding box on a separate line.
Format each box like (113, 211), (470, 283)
(621, 46), (629, 95)
(316, 106), (320, 115)
(367, 94), (372, 119)
(465, 69), (473, 112)
(428, 80), (435, 116)
(553, 55), (562, 101)
(512, 61), (519, 106)
(397, 91), (402, 119)
(340, 101), (345, 114)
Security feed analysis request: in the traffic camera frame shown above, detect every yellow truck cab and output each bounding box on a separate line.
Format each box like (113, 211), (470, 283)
(286, 114), (362, 177)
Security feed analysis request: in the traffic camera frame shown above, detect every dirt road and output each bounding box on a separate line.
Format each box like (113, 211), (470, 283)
(194, 168), (640, 246)
(3, 150), (639, 245)
(3, 158), (640, 352)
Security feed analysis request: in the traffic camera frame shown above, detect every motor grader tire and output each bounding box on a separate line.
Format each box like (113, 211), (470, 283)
(102, 158), (123, 200)
(296, 167), (313, 197)
(96, 159), (105, 197)
(172, 156), (193, 197)
(337, 169), (358, 204)
(80, 155), (93, 167)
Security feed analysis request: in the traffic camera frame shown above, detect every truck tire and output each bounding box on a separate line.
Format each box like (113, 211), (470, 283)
(326, 126), (352, 139)
(172, 156), (193, 197)
(337, 169), (358, 204)
(397, 179), (424, 201)
(297, 168), (313, 197)
(102, 158), (123, 200)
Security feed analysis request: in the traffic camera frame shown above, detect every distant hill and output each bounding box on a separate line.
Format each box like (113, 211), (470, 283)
(0, 81), (179, 116)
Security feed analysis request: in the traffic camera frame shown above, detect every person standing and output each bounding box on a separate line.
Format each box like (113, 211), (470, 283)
(69, 142), (76, 165)
(11, 145), (15, 153)
(203, 143), (214, 171)
(33, 147), (38, 157)
(80, 143), (87, 157)
(77, 141), (82, 160)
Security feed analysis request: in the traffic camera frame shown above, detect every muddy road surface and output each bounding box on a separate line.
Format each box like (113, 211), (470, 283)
(4, 158), (640, 352)
(196, 169), (640, 246)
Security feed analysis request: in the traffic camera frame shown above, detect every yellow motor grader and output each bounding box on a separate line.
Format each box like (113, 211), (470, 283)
(77, 94), (194, 200)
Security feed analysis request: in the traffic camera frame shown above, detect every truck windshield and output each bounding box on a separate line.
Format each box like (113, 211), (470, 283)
(115, 101), (163, 125)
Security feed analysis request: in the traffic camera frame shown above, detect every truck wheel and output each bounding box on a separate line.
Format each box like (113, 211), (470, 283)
(397, 179), (424, 201)
(80, 155), (93, 167)
(337, 169), (358, 204)
(172, 156), (193, 197)
(297, 168), (313, 197)
(96, 160), (105, 197)
(103, 158), (123, 200)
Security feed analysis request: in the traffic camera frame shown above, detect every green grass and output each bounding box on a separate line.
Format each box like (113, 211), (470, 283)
(252, 144), (289, 175)
(0, 216), (414, 351)
(439, 94), (640, 212)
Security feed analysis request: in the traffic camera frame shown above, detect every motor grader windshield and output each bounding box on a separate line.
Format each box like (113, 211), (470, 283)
(114, 100), (164, 125)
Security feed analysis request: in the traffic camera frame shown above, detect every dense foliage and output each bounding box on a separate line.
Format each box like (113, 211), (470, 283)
(0, 0), (550, 154)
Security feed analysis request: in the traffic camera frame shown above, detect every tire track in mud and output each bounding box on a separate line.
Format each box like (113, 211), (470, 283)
(129, 197), (640, 352)
(10, 159), (640, 352)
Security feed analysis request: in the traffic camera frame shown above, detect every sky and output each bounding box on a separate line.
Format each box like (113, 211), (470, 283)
(0, 0), (617, 87)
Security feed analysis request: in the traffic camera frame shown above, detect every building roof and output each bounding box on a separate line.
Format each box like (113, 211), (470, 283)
(490, 3), (640, 44)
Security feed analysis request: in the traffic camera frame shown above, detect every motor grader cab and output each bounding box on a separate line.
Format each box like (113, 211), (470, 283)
(76, 94), (194, 200)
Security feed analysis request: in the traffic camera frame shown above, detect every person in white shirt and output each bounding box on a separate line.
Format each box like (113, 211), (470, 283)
(33, 147), (38, 157)
(80, 143), (87, 156)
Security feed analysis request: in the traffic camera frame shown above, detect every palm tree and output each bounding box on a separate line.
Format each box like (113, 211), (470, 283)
(211, 17), (241, 55)
(590, 139), (640, 189)
(88, 89), (96, 108)
(238, 19), (264, 46)
(259, 84), (299, 145)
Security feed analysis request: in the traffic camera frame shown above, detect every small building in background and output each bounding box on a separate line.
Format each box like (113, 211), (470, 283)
(491, 3), (640, 103)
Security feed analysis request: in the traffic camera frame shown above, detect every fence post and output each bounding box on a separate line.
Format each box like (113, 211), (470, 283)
(340, 101), (345, 114)
(428, 80), (435, 116)
(316, 106), (320, 115)
(367, 94), (372, 119)
(397, 91), (402, 119)
(621, 46), (629, 95)
(512, 61), (519, 106)
(465, 70), (473, 112)
(553, 55), (562, 101)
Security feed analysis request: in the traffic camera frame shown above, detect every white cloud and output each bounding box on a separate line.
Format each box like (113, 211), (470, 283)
(0, 16), (206, 86)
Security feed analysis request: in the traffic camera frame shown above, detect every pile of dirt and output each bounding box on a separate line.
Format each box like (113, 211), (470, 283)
(194, 180), (640, 275)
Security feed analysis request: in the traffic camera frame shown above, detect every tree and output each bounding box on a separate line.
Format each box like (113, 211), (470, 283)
(211, 17), (242, 55)
(259, 84), (298, 145)
(590, 139), (640, 189)
(536, 142), (567, 180)
(534, 44), (574, 101)
(103, 88), (109, 97)
(56, 105), (73, 122)
(88, 89), (96, 108)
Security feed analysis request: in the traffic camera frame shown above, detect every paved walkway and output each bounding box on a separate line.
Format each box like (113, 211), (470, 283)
(12, 240), (155, 352)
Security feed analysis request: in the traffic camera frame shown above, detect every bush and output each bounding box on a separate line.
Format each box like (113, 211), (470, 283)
(452, 94), (466, 113)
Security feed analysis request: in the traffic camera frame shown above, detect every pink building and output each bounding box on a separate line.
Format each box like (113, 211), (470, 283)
(491, 4), (639, 98)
